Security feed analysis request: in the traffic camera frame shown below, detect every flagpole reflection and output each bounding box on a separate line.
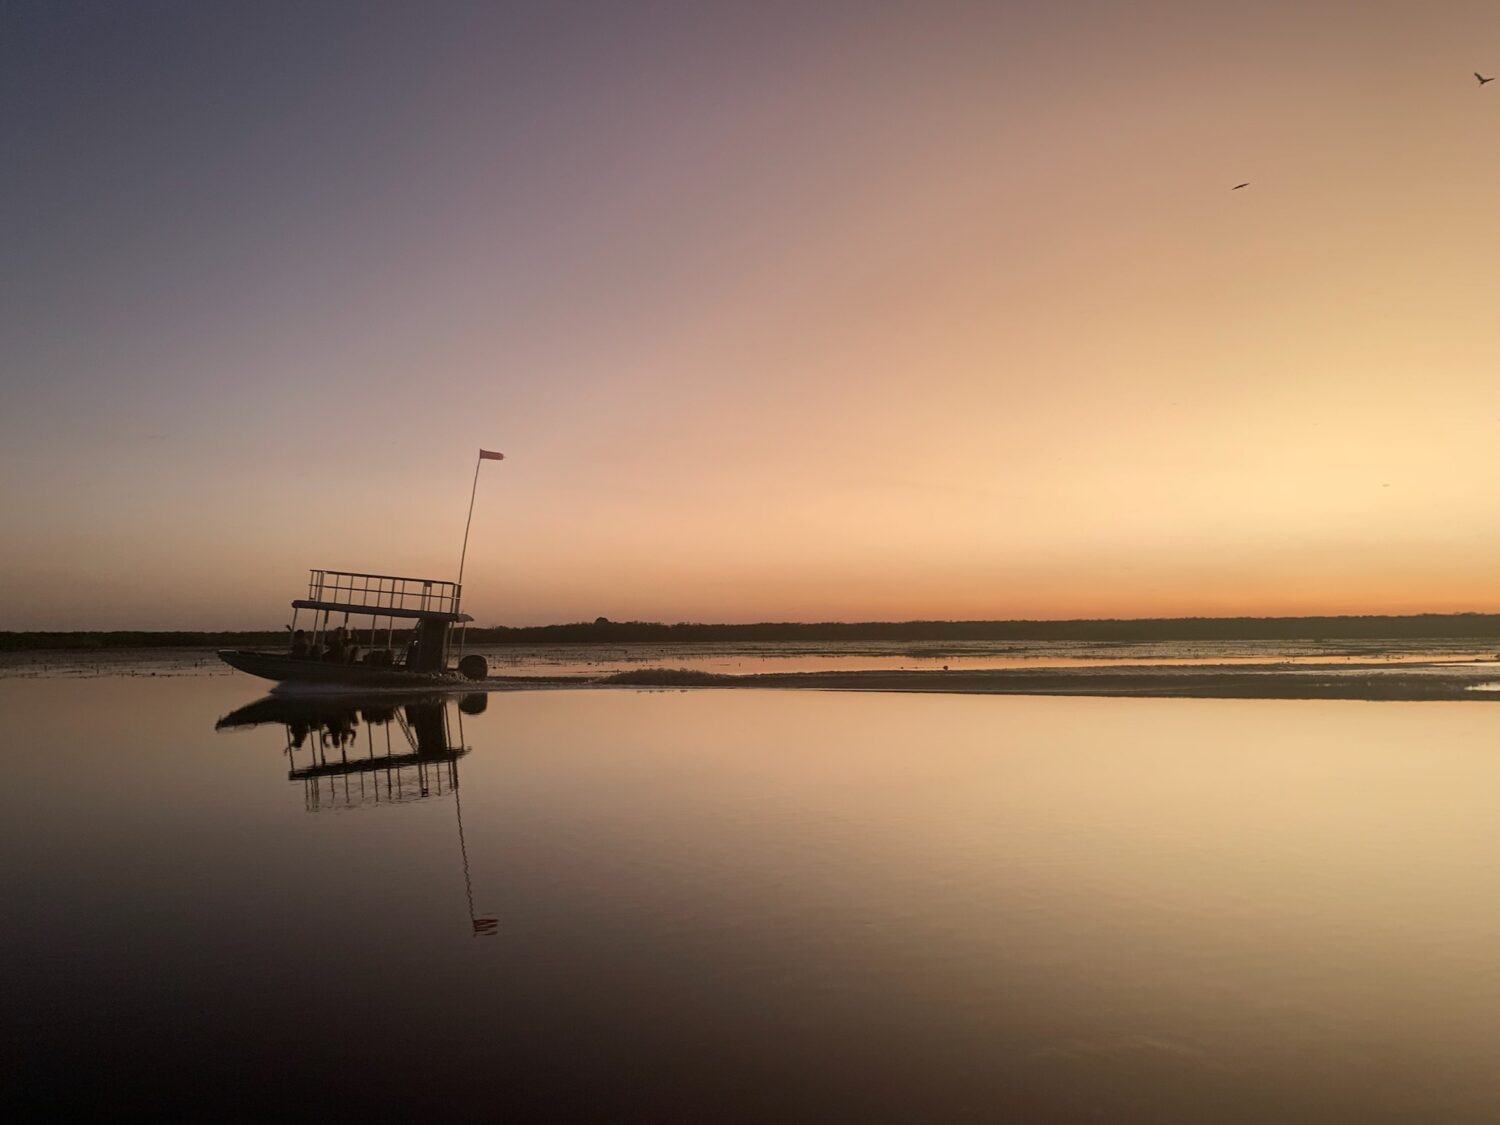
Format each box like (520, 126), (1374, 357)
(216, 691), (498, 936)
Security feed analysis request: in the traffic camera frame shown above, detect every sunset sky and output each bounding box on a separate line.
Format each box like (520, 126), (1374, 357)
(5, 2), (1500, 629)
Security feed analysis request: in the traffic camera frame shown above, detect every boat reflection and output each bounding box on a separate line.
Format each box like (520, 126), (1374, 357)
(217, 692), (487, 808)
(216, 692), (497, 934)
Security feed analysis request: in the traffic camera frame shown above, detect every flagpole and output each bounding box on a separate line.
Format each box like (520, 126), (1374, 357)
(457, 454), (482, 589)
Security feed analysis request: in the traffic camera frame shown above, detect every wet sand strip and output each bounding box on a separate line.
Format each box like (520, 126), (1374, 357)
(549, 661), (1500, 701)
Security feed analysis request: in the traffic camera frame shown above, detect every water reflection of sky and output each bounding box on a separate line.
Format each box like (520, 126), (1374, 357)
(6, 677), (1500, 1119)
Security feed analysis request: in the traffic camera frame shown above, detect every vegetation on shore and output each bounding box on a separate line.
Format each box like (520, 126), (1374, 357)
(5, 612), (1500, 652)
(597, 668), (733, 686)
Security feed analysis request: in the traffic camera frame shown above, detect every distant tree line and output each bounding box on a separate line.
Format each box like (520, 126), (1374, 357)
(461, 614), (1500, 644)
(0, 630), (292, 651)
(5, 613), (1500, 651)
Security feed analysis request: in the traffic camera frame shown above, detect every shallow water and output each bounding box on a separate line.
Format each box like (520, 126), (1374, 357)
(6, 675), (1500, 1120)
(4, 635), (1496, 680)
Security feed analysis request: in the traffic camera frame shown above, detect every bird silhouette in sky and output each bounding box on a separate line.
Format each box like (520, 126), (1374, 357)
(1232, 182), (1249, 190)
(1477, 72), (1495, 85)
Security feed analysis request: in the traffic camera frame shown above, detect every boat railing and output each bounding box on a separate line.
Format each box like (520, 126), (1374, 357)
(306, 569), (462, 617)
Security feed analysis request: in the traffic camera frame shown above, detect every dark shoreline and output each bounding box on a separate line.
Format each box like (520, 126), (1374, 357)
(7, 647), (1497, 701)
(7, 611), (1500, 651)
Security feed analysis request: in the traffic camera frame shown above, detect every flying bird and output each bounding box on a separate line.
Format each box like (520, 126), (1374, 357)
(1477, 72), (1495, 85)
(1232, 182), (1249, 190)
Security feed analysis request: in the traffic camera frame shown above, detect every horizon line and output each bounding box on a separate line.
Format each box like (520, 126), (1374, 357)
(9, 608), (1500, 638)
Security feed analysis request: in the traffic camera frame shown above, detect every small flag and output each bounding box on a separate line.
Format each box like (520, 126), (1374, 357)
(479, 449), (505, 461)
(472, 916), (499, 936)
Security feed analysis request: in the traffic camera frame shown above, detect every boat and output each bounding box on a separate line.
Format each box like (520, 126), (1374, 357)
(218, 568), (487, 688)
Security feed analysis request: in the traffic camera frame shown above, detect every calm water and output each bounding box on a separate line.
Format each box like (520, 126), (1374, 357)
(6, 675), (1500, 1121)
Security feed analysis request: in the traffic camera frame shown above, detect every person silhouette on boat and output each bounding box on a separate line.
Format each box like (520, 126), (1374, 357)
(288, 717), (311, 748)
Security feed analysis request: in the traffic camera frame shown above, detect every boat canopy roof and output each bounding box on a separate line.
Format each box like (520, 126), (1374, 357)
(292, 599), (472, 623)
(295, 568), (473, 623)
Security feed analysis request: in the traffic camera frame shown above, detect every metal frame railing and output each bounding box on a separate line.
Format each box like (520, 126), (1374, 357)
(306, 569), (462, 616)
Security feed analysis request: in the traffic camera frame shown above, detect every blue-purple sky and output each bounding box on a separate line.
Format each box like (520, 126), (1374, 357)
(6, 2), (1500, 628)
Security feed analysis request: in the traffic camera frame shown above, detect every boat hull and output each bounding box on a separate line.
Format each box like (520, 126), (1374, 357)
(217, 649), (472, 689)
